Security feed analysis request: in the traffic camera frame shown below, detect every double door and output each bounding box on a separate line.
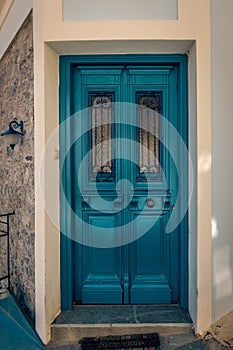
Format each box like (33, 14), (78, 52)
(70, 64), (180, 304)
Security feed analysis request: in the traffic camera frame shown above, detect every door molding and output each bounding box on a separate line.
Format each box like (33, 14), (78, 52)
(59, 54), (188, 310)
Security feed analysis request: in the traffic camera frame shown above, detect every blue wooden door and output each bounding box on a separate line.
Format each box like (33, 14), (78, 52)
(70, 63), (181, 305)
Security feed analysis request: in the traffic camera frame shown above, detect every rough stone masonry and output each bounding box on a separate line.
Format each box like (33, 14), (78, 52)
(0, 11), (35, 324)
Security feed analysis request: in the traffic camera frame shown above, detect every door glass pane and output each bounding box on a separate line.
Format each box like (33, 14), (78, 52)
(137, 92), (162, 178)
(89, 92), (114, 181)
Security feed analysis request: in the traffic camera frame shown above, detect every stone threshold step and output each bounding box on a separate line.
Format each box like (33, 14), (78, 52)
(51, 323), (194, 344)
(53, 305), (193, 326)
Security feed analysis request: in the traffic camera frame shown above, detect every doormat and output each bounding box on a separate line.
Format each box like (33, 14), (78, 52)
(79, 332), (160, 349)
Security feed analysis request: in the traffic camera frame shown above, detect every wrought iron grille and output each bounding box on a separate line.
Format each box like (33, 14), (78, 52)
(88, 91), (115, 182)
(0, 212), (14, 289)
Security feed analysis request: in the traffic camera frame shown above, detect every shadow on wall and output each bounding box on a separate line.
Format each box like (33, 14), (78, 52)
(212, 217), (233, 320)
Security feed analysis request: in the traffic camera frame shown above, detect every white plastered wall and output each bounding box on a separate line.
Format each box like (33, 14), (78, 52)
(211, 0), (233, 323)
(33, 0), (212, 344)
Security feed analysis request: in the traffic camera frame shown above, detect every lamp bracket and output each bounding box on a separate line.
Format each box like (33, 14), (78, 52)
(9, 118), (24, 135)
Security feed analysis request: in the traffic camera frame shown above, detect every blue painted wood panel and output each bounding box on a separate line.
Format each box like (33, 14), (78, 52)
(60, 55), (188, 308)
(129, 213), (172, 303)
(81, 212), (123, 304)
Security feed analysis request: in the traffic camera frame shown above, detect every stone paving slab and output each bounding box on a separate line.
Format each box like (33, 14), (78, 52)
(175, 340), (207, 350)
(54, 305), (192, 325)
(47, 332), (209, 350)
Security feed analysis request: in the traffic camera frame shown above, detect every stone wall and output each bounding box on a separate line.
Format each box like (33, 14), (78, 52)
(0, 12), (35, 323)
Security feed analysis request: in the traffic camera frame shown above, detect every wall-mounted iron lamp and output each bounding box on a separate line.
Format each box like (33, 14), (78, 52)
(1, 118), (25, 150)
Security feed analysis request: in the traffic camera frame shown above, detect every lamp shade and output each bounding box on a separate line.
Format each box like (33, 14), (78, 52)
(3, 133), (21, 148)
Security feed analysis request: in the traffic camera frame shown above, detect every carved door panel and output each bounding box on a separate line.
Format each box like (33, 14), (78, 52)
(71, 65), (179, 304)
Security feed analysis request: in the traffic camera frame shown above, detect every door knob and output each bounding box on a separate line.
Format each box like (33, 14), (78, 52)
(146, 198), (155, 208)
